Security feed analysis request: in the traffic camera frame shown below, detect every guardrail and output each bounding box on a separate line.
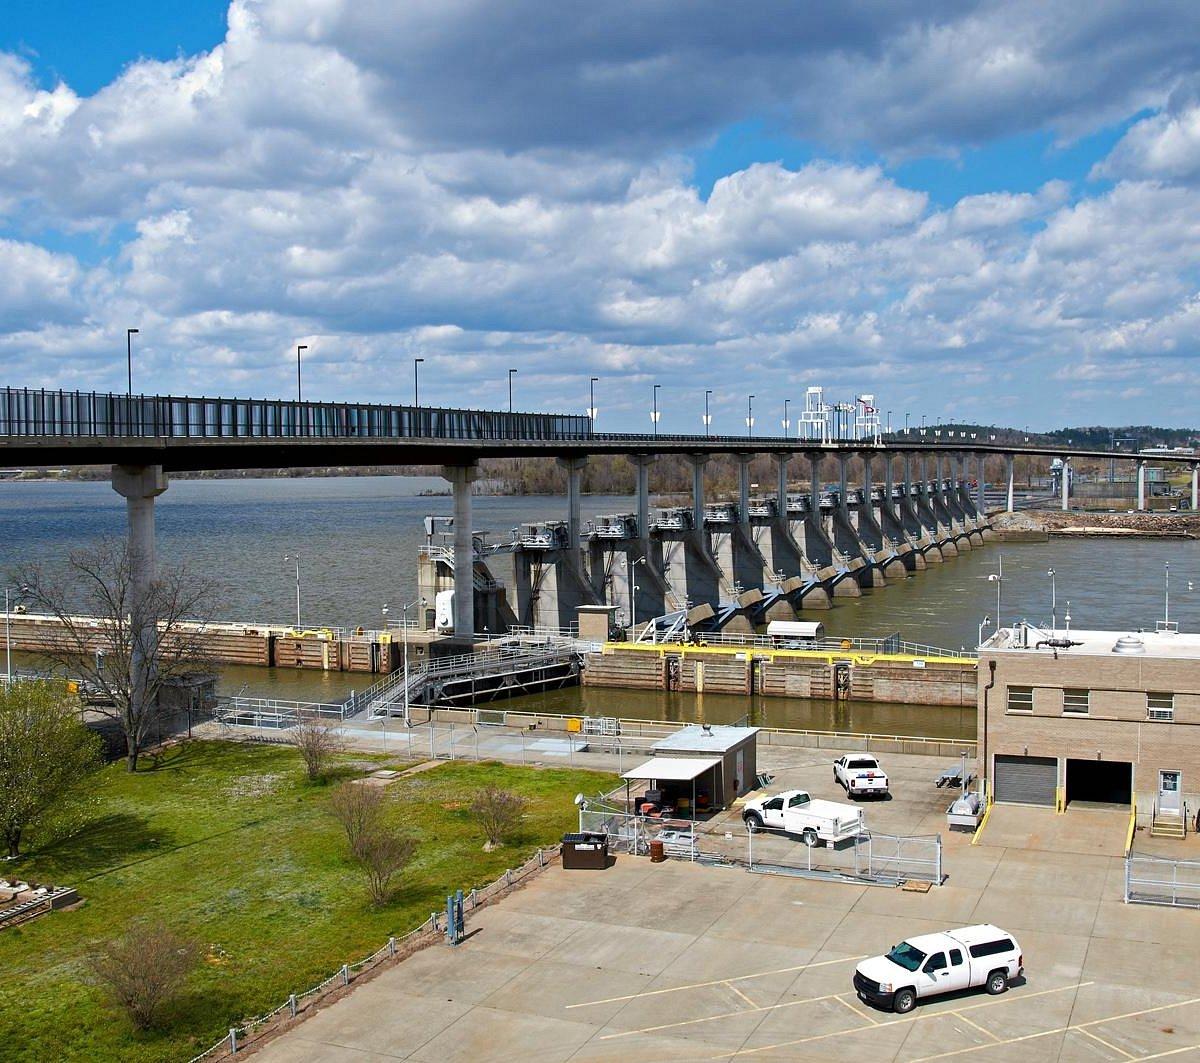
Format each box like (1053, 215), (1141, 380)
(685, 631), (975, 659)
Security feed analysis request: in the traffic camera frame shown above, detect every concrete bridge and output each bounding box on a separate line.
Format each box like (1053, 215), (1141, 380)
(4, 386), (1199, 648)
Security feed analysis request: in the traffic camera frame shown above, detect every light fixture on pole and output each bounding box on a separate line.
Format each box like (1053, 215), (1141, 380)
(508, 368), (517, 413)
(783, 398), (790, 436)
(126, 328), (139, 398)
(588, 376), (598, 424)
(414, 357), (424, 406)
(284, 554), (302, 628)
(703, 390), (713, 435)
(651, 384), (661, 436)
(746, 394), (754, 437)
(978, 614), (992, 647)
(626, 556), (646, 638)
(4, 586), (25, 688)
(985, 555), (1003, 629)
(296, 344), (307, 402)
(904, 412), (910, 435)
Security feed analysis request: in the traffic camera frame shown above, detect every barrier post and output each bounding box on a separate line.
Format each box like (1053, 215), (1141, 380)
(341, 964), (350, 986)
(288, 993), (297, 1018)
(229, 1028), (238, 1054)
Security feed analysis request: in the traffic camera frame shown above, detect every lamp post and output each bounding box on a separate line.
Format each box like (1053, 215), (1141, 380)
(652, 384), (661, 436)
(401, 596), (425, 726)
(627, 556), (646, 638)
(126, 328), (139, 397)
(1047, 568), (1057, 634)
(284, 554), (302, 628)
(986, 556), (1003, 629)
(978, 614), (992, 648)
(746, 394), (754, 437)
(783, 398), (790, 437)
(704, 390), (712, 436)
(296, 344), (307, 402)
(886, 410), (892, 435)
(4, 586), (19, 687)
(414, 357), (424, 406)
(904, 412), (910, 435)
(588, 376), (598, 424)
(508, 368), (517, 413)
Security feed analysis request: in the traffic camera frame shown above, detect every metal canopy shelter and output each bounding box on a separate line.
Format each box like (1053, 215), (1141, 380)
(621, 755), (723, 823)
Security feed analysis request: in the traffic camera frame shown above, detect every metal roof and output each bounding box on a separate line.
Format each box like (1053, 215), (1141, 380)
(652, 725), (759, 754)
(621, 756), (723, 782)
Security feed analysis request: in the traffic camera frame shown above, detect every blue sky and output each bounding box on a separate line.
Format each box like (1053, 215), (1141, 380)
(0, 2), (1198, 430)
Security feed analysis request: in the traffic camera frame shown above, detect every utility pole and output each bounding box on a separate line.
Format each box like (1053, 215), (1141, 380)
(296, 344), (307, 402)
(126, 328), (139, 397)
(414, 357), (424, 406)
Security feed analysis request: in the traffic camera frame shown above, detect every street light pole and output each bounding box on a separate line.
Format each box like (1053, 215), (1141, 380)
(704, 390), (712, 436)
(746, 394), (754, 437)
(508, 368), (517, 412)
(1048, 568), (1056, 634)
(284, 555), (302, 627)
(126, 328), (139, 397)
(4, 587), (12, 687)
(783, 398), (790, 437)
(652, 384), (661, 436)
(296, 344), (307, 403)
(401, 596), (425, 726)
(589, 376), (598, 424)
(414, 357), (424, 406)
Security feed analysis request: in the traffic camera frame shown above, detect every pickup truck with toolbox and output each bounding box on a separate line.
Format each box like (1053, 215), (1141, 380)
(740, 789), (864, 846)
(834, 754), (889, 797)
(853, 924), (1023, 1014)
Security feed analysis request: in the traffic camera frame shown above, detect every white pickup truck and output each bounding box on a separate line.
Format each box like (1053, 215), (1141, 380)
(741, 789), (864, 846)
(834, 754), (889, 797)
(853, 924), (1023, 1014)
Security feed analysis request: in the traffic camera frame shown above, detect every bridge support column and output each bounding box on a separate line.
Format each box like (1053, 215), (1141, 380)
(1137, 459), (1146, 511)
(558, 457), (587, 554)
(111, 464), (168, 745)
(632, 455), (653, 537)
(976, 453), (986, 518)
(1193, 464), (1199, 512)
(1061, 457), (1070, 511)
(688, 454), (708, 527)
(1006, 454), (1015, 513)
(443, 463), (479, 639)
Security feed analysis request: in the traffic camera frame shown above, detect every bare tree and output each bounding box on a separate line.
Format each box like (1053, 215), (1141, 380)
(358, 829), (417, 906)
(330, 780), (382, 858)
(292, 713), (346, 782)
(469, 785), (527, 851)
(0, 680), (102, 857)
(89, 920), (198, 1030)
(330, 781), (415, 904)
(20, 538), (216, 772)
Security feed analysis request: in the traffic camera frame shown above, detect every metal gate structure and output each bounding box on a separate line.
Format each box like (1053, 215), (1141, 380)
(747, 826), (943, 884)
(1125, 854), (1200, 908)
(994, 754), (1057, 806)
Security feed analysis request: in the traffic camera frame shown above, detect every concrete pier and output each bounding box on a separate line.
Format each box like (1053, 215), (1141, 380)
(443, 463), (479, 639)
(1006, 453), (1015, 514)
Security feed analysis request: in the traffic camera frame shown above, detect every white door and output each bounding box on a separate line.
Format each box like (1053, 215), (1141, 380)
(1160, 770), (1182, 815)
(917, 951), (952, 998)
(760, 796), (785, 829)
(944, 947), (972, 993)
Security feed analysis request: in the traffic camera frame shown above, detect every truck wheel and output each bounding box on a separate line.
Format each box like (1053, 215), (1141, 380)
(986, 970), (1008, 995)
(801, 829), (819, 847)
(893, 988), (916, 1014)
(744, 812), (763, 829)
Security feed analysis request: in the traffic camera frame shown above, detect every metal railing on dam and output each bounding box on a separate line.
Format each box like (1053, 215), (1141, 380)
(0, 387), (591, 442)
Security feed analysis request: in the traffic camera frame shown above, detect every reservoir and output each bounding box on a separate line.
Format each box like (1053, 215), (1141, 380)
(3, 476), (1197, 739)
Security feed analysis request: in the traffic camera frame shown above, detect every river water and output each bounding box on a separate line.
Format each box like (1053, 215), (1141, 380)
(4, 476), (1197, 738)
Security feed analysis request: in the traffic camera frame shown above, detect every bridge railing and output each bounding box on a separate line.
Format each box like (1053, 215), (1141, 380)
(0, 388), (591, 442)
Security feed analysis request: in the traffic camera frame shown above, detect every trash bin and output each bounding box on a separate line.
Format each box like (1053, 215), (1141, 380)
(649, 839), (665, 863)
(561, 832), (609, 870)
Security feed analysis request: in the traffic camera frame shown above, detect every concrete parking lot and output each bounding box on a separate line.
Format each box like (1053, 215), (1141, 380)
(255, 751), (1200, 1062)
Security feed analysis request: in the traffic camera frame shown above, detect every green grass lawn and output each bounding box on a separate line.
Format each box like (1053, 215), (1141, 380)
(0, 741), (616, 1062)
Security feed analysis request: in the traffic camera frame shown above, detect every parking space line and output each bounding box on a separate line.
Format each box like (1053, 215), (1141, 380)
(956, 1014), (1001, 1043)
(596, 990), (845, 1040)
(836, 994), (880, 1025)
(1129, 1045), (1200, 1061)
(905, 994), (1200, 1062)
(721, 981), (1093, 1058)
(564, 954), (866, 1009)
(725, 983), (758, 1009)
(1075, 1026), (1134, 1059)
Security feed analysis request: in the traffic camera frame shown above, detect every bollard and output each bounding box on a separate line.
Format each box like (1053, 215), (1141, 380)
(388, 936), (396, 958)
(288, 993), (297, 1018)
(341, 963), (350, 986)
(229, 1028), (238, 1054)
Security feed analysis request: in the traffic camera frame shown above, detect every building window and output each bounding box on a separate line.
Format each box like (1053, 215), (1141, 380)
(1007, 686), (1034, 713)
(1148, 693), (1175, 722)
(1063, 689), (1090, 715)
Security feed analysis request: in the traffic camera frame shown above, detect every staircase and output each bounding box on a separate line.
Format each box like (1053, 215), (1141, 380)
(1151, 809), (1186, 839)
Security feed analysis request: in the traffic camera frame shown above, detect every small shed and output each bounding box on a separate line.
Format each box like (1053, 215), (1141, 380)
(621, 756), (724, 819)
(651, 725), (759, 809)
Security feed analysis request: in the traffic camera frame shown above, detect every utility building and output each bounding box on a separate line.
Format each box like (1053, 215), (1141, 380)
(978, 624), (1200, 835)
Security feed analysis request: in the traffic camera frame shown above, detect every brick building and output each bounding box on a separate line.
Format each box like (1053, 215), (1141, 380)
(978, 624), (1200, 831)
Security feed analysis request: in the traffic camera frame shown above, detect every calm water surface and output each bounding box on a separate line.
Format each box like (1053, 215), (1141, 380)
(4, 476), (1197, 737)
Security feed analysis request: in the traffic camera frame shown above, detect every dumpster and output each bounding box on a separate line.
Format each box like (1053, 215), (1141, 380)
(561, 832), (609, 870)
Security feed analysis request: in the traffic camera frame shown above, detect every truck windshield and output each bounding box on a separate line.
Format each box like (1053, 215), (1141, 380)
(886, 942), (926, 972)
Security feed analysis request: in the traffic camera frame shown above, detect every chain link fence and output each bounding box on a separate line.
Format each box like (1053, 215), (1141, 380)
(184, 845), (560, 1062)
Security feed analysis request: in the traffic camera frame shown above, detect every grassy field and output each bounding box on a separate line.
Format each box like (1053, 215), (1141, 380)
(0, 741), (616, 1062)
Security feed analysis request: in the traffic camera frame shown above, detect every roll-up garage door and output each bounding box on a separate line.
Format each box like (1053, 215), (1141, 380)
(994, 755), (1057, 806)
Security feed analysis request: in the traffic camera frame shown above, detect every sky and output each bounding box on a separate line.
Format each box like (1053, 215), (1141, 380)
(2, 2), (1200, 433)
